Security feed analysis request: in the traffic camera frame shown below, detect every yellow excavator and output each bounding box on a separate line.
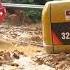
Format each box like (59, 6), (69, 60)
(42, 0), (70, 53)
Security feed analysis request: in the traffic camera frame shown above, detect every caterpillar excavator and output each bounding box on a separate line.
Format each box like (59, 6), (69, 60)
(42, 0), (70, 53)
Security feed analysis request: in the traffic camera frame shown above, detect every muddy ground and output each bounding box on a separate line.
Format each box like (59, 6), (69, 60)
(0, 23), (70, 70)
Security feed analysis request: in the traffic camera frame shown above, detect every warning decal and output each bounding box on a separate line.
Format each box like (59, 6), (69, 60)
(51, 22), (70, 45)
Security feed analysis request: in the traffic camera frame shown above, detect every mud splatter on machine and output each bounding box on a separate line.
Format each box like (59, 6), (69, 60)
(42, 1), (70, 53)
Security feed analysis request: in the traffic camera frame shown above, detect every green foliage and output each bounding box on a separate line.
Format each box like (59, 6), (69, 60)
(24, 8), (42, 22)
(34, 0), (46, 5)
(2, 0), (10, 2)
(2, 0), (53, 4)
(2, 0), (34, 4)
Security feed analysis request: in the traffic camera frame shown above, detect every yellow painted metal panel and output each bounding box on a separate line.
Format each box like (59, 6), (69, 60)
(42, 2), (52, 45)
(54, 45), (70, 53)
(51, 2), (70, 23)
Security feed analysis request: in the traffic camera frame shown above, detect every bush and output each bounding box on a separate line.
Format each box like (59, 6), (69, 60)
(25, 8), (42, 23)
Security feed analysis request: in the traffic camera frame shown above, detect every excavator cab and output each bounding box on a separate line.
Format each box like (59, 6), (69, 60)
(42, 1), (70, 53)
